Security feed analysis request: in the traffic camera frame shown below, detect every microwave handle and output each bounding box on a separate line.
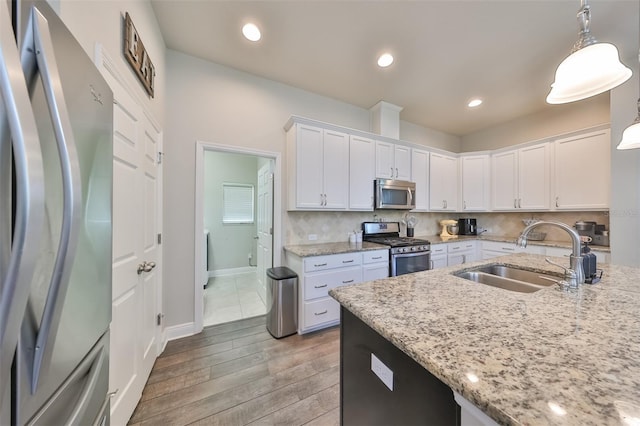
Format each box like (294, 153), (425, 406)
(407, 188), (413, 205)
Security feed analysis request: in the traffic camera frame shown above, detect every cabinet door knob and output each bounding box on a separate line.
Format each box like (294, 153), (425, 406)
(555, 196), (559, 208)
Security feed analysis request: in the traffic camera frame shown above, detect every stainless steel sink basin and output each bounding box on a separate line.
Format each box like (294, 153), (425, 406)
(454, 264), (561, 293)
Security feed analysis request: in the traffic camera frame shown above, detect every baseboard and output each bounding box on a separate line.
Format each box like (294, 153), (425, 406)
(165, 322), (196, 341)
(210, 266), (257, 277)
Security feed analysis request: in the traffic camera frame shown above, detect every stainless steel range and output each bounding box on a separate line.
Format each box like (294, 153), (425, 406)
(362, 222), (431, 276)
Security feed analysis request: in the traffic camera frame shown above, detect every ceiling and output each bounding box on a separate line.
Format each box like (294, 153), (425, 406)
(150, 1), (638, 137)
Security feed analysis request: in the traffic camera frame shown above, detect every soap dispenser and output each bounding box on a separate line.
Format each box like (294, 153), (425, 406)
(581, 242), (599, 284)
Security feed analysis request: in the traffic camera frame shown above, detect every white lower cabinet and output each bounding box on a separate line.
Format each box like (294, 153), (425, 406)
(430, 244), (448, 270)
(545, 246), (610, 264)
(430, 241), (477, 269)
(362, 249), (390, 281)
(447, 241), (477, 266)
(285, 249), (390, 334)
(481, 240), (544, 259)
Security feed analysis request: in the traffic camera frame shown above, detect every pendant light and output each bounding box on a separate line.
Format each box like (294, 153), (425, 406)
(547, 0), (632, 104)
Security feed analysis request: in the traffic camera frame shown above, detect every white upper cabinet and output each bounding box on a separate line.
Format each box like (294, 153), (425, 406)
(375, 140), (411, 180)
(492, 142), (550, 210)
(460, 154), (490, 211)
(349, 135), (375, 210)
(287, 123), (349, 210)
(411, 148), (430, 211)
(429, 152), (458, 211)
(553, 129), (610, 210)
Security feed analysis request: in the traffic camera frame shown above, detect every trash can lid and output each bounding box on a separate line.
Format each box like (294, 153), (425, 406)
(267, 266), (297, 280)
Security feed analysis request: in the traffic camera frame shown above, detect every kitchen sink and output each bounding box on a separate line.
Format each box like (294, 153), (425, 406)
(454, 264), (561, 293)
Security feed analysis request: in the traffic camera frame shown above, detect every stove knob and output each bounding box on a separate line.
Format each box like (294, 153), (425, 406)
(411, 246), (416, 252)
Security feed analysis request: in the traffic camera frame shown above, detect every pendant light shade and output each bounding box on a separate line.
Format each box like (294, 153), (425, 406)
(547, 1), (632, 104)
(617, 99), (640, 150)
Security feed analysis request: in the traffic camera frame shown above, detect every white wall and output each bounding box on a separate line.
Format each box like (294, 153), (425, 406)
(610, 30), (640, 267)
(460, 94), (610, 152)
(204, 151), (258, 271)
(57, 0), (166, 125)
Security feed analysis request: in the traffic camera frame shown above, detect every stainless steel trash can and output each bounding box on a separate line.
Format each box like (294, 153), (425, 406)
(266, 267), (298, 338)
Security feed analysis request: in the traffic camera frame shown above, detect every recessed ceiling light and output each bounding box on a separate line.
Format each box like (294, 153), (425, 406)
(468, 99), (483, 108)
(377, 53), (394, 68)
(242, 23), (261, 42)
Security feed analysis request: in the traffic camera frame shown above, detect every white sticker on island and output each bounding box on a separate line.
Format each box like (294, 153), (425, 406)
(371, 353), (394, 391)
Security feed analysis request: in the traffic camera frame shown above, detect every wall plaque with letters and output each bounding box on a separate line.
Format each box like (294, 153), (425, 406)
(124, 12), (155, 98)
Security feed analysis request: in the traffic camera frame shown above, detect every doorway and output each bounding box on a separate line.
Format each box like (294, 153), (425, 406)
(194, 142), (281, 332)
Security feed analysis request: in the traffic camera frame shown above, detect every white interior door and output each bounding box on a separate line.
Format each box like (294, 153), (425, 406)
(256, 162), (273, 298)
(106, 73), (162, 425)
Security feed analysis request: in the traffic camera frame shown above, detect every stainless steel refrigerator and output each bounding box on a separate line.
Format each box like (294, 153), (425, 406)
(1, 0), (113, 424)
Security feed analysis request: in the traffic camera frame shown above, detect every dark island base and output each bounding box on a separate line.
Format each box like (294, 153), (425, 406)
(340, 307), (460, 425)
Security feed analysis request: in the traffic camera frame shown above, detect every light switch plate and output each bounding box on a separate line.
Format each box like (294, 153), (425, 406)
(371, 353), (393, 391)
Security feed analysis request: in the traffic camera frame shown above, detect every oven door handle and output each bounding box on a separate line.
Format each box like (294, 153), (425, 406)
(393, 251), (430, 259)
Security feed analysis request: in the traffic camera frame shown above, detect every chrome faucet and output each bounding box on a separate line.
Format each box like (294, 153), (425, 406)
(517, 221), (585, 287)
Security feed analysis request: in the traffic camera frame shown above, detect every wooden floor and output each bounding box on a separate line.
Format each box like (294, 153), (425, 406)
(128, 316), (340, 425)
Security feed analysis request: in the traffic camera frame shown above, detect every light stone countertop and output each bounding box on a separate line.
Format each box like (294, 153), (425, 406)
(422, 234), (611, 253)
(283, 241), (388, 257)
(283, 235), (610, 258)
(329, 253), (640, 425)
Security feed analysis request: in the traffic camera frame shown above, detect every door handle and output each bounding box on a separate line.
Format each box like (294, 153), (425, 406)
(137, 261), (156, 275)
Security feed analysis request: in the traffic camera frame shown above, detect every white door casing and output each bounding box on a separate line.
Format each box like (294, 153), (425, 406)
(95, 46), (163, 426)
(194, 142), (282, 335)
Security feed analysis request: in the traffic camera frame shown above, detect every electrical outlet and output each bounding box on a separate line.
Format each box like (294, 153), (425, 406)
(371, 353), (394, 391)
(308, 234), (318, 241)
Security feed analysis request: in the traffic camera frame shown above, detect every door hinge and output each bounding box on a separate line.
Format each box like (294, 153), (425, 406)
(157, 151), (164, 164)
(157, 313), (164, 326)
(157, 233), (162, 244)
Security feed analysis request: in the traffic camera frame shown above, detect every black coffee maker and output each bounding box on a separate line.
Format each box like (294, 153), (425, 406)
(457, 218), (477, 235)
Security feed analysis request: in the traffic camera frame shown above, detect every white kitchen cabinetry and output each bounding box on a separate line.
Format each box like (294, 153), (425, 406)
(447, 241), (477, 266)
(411, 148), (430, 211)
(553, 129), (610, 210)
(545, 246), (610, 263)
(460, 155), (490, 211)
(429, 152), (458, 211)
(430, 244), (448, 270)
(287, 123), (349, 210)
(286, 251), (362, 334)
(481, 240), (544, 260)
(375, 140), (411, 180)
(349, 135), (376, 210)
(362, 249), (390, 281)
(492, 143), (550, 210)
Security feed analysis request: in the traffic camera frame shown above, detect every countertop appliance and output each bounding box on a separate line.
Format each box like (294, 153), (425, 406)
(374, 178), (416, 210)
(457, 218), (477, 235)
(1, 1), (113, 424)
(574, 221), (609, 246)
(362, 222), (431, 276)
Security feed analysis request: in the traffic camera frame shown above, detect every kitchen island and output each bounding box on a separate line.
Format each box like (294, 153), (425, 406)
(329, 254), (640, 425)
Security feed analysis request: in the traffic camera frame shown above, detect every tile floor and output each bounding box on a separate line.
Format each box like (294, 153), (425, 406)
(203, 270), (267, 327)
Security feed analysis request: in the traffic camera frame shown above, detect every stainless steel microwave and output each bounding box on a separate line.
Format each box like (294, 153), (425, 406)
(374, 178), (416, 210)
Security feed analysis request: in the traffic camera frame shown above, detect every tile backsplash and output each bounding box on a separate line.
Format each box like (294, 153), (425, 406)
(285, 210), (610, 245)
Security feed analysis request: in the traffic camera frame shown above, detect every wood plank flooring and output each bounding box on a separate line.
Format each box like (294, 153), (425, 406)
(128, 316), (340, 425)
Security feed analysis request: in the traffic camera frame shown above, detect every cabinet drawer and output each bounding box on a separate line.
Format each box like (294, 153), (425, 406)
(303, 298), (340, 328)
(304, 267), (362, 300)
(363, 249), (389, 264)
(448, 242), (476, 252)
(304, 252), (362, 272)
(431, 244), (447, 255)
(481, 241), (519, 253)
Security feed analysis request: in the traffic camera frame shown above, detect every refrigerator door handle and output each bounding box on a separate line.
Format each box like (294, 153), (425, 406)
(26, 7), (83, 392)
(0, 0), (45, 407)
